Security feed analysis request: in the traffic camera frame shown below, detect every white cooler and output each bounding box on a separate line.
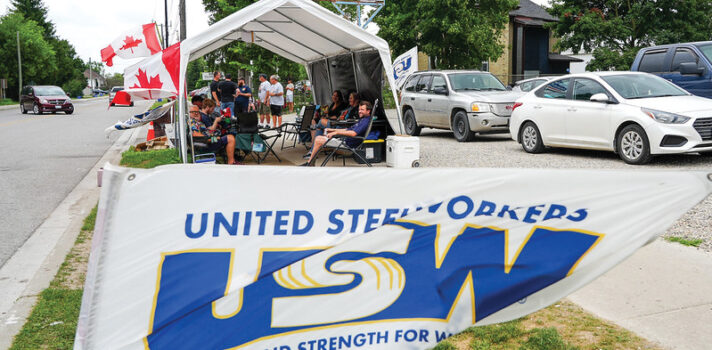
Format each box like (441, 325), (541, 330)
(386, 135), (420, 168)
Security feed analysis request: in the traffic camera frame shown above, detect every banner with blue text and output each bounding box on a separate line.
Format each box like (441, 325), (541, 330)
(75, 165), (711, 349)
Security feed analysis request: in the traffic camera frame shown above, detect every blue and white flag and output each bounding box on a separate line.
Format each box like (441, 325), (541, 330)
(75, 165), (711, 349)
(392, 47), (418, 89)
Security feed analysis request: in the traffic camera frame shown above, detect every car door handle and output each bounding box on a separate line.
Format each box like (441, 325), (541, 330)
(533, 105), (542, 109)
(567, 107), (577, 112)
(410, 97), (415, 101)
(428, 98), (432, 102)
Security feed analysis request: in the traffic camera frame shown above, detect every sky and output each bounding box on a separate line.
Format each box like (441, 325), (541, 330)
(0, 0), (551, 76)
(0, 0), (211, 74)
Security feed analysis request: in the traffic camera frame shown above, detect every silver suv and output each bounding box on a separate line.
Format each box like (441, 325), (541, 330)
(400, 70), (523, 141)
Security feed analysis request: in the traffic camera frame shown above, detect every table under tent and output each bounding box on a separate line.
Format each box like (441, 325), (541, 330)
(176, 0), (403, 162)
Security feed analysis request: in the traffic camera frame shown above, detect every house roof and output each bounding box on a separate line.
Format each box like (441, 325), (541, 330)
(510, 0), (557, 22)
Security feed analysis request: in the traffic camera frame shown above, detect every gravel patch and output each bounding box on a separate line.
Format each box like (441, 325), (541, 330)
(416, 128), (712, 252)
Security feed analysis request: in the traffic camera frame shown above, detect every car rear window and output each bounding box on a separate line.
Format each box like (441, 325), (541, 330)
(638, 50), (667, 73)
(536, 79), (569, 99)
(403, 75), (418, 92)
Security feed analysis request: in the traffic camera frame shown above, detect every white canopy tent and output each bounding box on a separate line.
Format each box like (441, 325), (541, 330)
(177, 0), (403, 162)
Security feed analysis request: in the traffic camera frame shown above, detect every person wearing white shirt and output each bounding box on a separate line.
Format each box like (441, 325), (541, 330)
(257, 74), (272, 127)
(267, 74), (284, 128)
(285, 79), (295, 113)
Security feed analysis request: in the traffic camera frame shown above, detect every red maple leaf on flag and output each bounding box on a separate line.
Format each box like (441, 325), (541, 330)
(119, 36), (143, 53)
(130, 69), (163, 99)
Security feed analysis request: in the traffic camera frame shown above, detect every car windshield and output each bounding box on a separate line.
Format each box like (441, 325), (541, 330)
(601, 74), (688, 99)
(448, 73), (506, 91)
(34, 86), (66, 96)
(695, 44), (712, 64)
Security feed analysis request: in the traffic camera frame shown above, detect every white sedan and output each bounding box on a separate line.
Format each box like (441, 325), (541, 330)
(509, 72), (712, 164)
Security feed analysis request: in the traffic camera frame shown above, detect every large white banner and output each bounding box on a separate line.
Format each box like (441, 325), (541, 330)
(75, 165), (711, 349)
(392, 46), (418, 89)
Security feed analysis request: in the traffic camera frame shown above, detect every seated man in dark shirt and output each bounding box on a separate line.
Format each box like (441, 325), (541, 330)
(190, 104), (237, 164)
(303, 101), (372, 166)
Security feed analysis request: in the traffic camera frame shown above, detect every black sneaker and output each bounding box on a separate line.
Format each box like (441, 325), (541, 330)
(302, 152), (312, 159)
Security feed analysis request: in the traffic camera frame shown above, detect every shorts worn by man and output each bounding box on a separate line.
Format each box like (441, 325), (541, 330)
(304, 101), (373, 166)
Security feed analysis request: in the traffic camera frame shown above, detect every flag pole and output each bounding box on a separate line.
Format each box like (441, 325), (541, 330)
(17, 31), (22, 98)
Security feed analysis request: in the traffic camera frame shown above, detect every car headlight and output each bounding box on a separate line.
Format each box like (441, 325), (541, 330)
(65, 98), (71, 104)
(41, 99), (48, 104)
(471, 102), (491, 113)
(641, 107), (690, 124)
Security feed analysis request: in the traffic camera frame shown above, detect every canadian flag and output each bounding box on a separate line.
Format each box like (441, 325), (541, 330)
(123, 42), (180, 100)
(101, 23), (162, 67)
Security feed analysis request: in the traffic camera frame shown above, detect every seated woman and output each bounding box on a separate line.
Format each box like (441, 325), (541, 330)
(339, 92), (361, 121)
(306, 90), (346, 158)
(189, 104), (237, 165)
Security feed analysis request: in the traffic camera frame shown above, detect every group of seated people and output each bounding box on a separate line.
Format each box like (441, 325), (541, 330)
(302, 90), (374, 166)
(188, 98), (238, 165)
(188, 88), (376, 167)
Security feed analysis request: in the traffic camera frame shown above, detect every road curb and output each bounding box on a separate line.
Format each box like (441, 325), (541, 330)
(0, 125), (144, 349)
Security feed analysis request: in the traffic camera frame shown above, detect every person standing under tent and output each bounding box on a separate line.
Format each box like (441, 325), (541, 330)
(234, 77), (252, 114)
(210, 71), (221, 103)
(285, 78), (295, 113)
(218, 74), (238, 117)
(267, 74), (285, 128)
(258, 74), (272, 127)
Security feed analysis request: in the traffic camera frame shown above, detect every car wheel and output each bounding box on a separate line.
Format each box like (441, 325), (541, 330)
(452, 111), (475, 142)
(20, 104), (27, 114)
(520, 122), (545, 153)
(403, 109), (421, 136)
(129, 102), (134, 107)
(110, 102), (115, 106)
(65, 109), (73, 115)
(616, 124), (652, 165)
(33, 103), (42, 115)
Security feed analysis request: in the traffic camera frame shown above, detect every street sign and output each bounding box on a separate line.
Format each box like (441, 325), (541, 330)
(201, 72), (212, 80)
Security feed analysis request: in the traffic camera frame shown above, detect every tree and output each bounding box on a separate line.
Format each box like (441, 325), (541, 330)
(0, 13), (56, 100)
(548, 0), (712, 70)
(10, 0), (55, 38)
(104, 73), (124, 88)
(374, 0), (518, 69)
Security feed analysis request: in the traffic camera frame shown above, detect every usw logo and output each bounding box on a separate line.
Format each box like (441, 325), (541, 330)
(145, 220), (603, 349)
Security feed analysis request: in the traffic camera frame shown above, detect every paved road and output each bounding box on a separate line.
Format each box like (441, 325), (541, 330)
(0, 98), (151, 267)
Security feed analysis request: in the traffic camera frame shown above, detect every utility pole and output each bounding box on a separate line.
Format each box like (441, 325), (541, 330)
(17, 31), (22, 98)
(89, 57), (93, 90)
(179, 0), (186, 41)
(164, 0), (169, 46)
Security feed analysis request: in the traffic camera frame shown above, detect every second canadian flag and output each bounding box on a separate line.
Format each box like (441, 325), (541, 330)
(101, 23), (163, 67)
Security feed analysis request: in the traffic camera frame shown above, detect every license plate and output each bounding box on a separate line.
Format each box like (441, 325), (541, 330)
(55, 105), (61, 109)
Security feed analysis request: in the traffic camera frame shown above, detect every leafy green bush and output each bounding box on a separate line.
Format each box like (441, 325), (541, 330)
(0, 98), (16, 106)
(62, 79), (85, 98)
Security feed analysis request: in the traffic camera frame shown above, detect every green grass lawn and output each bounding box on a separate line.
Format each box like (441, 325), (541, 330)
(119, 147), (181, 168)
(0, 98), (17, 106)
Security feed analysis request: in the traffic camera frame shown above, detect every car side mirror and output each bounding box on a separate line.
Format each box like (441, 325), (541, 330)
(506, 86), (513, 91)
(433, 87), (449, 95)
(679, 62), (705, 75)
(590, 93), (610, 103)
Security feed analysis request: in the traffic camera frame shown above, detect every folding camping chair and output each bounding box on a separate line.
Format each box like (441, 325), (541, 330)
(281, 104), (316, 150)
(235, 112), (281, 164)
(317, 99), (379, 167)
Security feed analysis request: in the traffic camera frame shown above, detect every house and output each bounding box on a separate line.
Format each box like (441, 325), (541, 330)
(489, 0), (582, 84)
(83, 69), (106, 89)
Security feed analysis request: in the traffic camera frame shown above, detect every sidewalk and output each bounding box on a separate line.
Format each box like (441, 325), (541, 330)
(0, 125), (144, 349)
(568, 239), (712, 350)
